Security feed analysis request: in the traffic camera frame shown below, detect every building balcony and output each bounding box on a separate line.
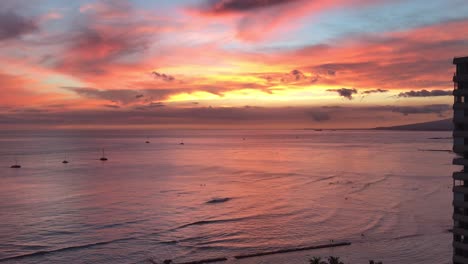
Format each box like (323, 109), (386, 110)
(454, 74), (468, 82)
(455, 109), (465, 120)
(454, 56), (468, 64)
(454, 158), (468, 166)
(454, 241), (468, 251)
(454, 89), (468, 96)
(453, 227), (468, 236)
(454, 103), (468, 110)
(454, 116), (468, 124)
(454, 131), (468, 138)
(453, 145), (468, 154)
(454, 201), (468, 208)
(454, 254), (468, 264)
(454, 172), (468, 180)
(454, 186), (468, 194)
(454, 213), (468, 222)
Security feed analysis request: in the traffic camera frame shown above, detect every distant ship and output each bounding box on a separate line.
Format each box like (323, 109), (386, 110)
(145, 137), (150, 144)
(179, 140), (185, 145)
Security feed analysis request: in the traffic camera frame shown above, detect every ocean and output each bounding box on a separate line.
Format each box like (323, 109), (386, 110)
(0, 130), (453, 264)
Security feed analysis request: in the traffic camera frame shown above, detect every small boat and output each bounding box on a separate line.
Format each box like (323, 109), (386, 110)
(100, 148), (108, 161)
(62, 154), (69, 164)
(10, 158), (21, 168)
(145, 137), (150, 144)
(179, 140), (185, 145)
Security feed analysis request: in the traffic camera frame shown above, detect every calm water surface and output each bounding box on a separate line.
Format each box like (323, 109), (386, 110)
(0, 130), (453, 264)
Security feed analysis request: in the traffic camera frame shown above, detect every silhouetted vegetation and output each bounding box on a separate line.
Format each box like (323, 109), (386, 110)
(309, 256), (343, 264)
(309, 256), (383, 264)
(150, 255), (383, 264)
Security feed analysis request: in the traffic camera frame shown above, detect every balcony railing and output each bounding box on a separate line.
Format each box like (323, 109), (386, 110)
(454, 73), (468, 82)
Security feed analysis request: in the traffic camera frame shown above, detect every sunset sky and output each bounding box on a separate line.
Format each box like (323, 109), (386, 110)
(1, 0), (467, 129)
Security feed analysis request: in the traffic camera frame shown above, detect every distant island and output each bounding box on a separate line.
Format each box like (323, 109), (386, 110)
(374, 118), (452, 131)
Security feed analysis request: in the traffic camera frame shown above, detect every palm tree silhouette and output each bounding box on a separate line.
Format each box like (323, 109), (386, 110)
(309, 256), (327, 264)
(310, 256), (383, 264)
(327, 256), (344, 264)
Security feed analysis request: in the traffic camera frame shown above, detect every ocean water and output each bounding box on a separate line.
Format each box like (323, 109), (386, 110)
(0, 130), (453, 264)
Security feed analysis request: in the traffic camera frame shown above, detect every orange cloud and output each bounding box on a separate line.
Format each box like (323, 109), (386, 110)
(0, 0), (462, 129)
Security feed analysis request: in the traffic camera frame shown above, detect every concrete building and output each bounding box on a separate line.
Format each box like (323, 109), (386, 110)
(453, 56), (468, 264)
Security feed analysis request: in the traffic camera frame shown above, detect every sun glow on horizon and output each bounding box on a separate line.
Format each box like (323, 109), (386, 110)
(0, 0), (463, 128)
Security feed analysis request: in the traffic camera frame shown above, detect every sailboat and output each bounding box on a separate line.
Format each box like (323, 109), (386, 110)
(62, 153), (69, 164)
(10, 158), (21, 168)
(145, 137), (150, 144)
(179, 140), (185, 145)
(100, 148), (108, 161)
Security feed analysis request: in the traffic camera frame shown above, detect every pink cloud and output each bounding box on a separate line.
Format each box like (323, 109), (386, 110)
(189, 0), (382, 42)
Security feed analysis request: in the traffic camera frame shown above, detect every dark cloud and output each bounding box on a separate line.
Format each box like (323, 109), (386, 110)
(65, 87), (182, 104)
(64, 87), (223, 105)
(307, 111), (330, 122)
(0, 106), (308, 126)
(0, 11), (38, 41)
(362, 89), (389, 94)
(279, 69), (306, 82)
(262, 69), (318, 84)
(312, 62), (373, 75)
(290, 69), (306, 81)
(322, 106), (343, 109)
(64, 87), (142, 105)
(149, 102), (165, 107)
(152, 71), (175, 82)
(143, 88), (200, 101)
(397, 89), (452, 98)
(372, 104), (450, 116)
(199, 0), (300, 14)
(134, 102), (166, 110)
(9, 108), (46, 113)
(0, 104), (452, 129)
(327, 88), (358, 100)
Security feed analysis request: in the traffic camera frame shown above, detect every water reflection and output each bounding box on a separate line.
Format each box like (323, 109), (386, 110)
(0, 130), (452, 263)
